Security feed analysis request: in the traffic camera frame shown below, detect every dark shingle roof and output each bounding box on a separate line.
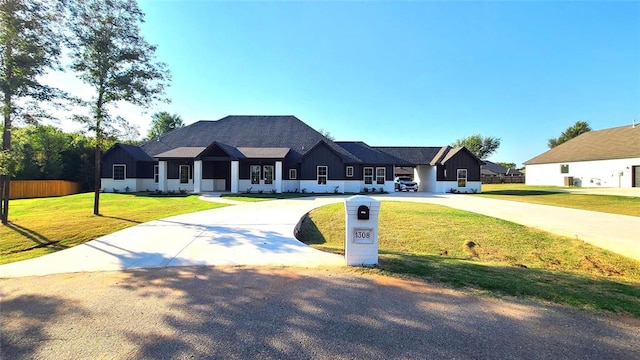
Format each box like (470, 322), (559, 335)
(524, 125), (640, 165)
(482, 160), (508, 176)
(335, 142), (412, 165)
(139, 115), (355, 163)
(117, 143), (155, 162)
(374, 146), (447, 166)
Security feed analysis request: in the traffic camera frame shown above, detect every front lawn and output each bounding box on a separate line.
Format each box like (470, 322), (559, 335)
(477, 184), (640, 216)
(297, 201), (640, 317)
(0, 193), (228, 264)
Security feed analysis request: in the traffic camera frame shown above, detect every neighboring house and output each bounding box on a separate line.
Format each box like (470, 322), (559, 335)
(101, 115), (483, 194)
(481, 161), (524, 184)
(374, 146), (483, 193)
(524, 124), (640, 188)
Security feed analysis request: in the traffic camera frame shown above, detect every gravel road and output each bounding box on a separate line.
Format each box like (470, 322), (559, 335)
(2, 266), (639, 359)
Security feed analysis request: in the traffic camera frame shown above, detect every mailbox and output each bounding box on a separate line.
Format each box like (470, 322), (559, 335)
(357, 205), (370, 220)
(344, 195), (380, 266)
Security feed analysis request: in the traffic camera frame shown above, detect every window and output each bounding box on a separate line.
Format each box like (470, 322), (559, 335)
(264, 165), (274, 185)
(289, 168), (297, 180)
(317, 166), (327, 185)
(376, 167), (385, 185)
(364, 167), (373, 184)
(561, 164), (569, 174)
(251, 165), (261, 184)
(113, 164), (125, 180)
(179, 165), (190, 184)
(154, 165), (159, 183)
(346, 166), (354, 177)
(457, 169), (467, 187)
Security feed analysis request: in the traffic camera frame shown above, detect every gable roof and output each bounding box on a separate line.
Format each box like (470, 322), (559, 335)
(524, 125), (640, 165)
(374, 146), (446, 165)
(335, 142), (412, 165)
(374, 146), (483, 166)
(482, 160), (508, 176)
(104, 143), (155, 162)
(139, 115), (353, 164)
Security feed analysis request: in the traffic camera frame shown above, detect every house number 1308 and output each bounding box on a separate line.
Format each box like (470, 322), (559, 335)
(353, 228), (373, 244)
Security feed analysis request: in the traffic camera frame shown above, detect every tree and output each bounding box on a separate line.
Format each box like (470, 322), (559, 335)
(548, 121), (591, 148)
(452, 134), (501, 159)
(0, 0), (63, 224)
(67, 0), (170, 215)
(497, 162), (516, 170)
(146, 111), (183, 140)
(318, 128), (335, 141)
(12, 124), (68, 179)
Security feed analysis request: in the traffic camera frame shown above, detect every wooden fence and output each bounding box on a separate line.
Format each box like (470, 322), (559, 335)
(481, 176), (526, 184)
(9, 180), (81, 199)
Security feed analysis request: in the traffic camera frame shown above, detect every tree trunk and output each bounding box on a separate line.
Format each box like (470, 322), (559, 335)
(93, 94), (104, 216)
(0, 175), (8, 224)
(93, 143), (100, 215)
(1, 93), (11, 225)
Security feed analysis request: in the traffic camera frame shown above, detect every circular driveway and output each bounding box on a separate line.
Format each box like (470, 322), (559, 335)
(1, 192), (638, 278)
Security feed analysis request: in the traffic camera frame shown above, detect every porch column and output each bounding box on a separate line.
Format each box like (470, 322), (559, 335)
(231, 160), (239, 193)
(194, 160), (202, 193)
(158, 160), (167, 192)
(275, 161), (283, 193)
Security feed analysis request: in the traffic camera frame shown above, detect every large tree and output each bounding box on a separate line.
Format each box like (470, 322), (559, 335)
(67, 0), (170, 215)
(146, 111), (183, 140)
(548, 121), (591, 148)
(0, 0), (63, 224)
(452, 134), (501, 159)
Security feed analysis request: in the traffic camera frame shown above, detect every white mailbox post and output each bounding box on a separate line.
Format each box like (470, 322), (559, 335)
(344, 195), (380, 266)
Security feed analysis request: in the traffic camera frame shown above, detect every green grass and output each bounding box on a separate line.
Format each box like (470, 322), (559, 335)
(478, 184), (640, 217)
(298, 201), (640, 317)
(0, 193), (228, 264)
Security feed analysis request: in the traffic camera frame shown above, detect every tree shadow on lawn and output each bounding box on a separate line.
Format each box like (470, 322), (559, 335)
(377, 251), (640, 317)
(96, 214), (142, 224)
(5, 222), (68, 252)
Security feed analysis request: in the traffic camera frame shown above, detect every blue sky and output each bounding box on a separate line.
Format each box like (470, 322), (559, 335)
(55, 1), (640, 166)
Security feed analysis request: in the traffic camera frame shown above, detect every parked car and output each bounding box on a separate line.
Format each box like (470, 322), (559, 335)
(395, 177), (418, 191)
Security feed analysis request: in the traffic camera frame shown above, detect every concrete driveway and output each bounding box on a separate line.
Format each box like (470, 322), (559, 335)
(0, 197), (346, 278)
(1, 192), (638, 278)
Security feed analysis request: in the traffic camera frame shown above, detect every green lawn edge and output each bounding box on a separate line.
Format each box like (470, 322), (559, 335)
(297, 201), (640, 317)
(0, 193), (228, 264)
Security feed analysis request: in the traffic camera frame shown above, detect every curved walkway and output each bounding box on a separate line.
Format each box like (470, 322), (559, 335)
(1, 193), (638, 278)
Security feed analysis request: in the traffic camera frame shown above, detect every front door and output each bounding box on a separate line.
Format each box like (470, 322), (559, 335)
(633, 166), (640, 187)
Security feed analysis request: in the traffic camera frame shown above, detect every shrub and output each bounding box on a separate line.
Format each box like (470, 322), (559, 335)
(245, 187), (252, 194)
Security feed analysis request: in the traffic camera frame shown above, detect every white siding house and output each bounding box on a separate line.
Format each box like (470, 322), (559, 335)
(524, 124), (640, 188)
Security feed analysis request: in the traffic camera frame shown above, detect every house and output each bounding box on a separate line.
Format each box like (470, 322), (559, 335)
(101, 115), (483, 194)
(373, 146), (483, 193)
(524, 124), (640, 188)
(481, 160), (524, 184)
